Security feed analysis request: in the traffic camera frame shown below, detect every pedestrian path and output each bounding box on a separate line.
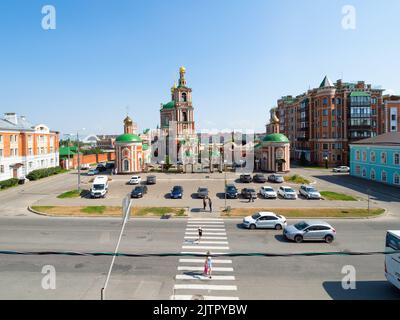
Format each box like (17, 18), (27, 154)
(171, 217), (239, 300)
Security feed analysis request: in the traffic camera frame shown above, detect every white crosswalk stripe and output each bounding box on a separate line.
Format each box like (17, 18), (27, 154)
(172, 217), (239, 300)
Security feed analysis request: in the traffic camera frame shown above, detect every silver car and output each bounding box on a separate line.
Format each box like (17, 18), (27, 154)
(283, 220), (336, 243)
(299, 185), (321, 199)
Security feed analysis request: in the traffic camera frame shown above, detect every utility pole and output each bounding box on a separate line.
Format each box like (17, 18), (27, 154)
(77, 131), (81, 192)
(367, 188), (371, 215)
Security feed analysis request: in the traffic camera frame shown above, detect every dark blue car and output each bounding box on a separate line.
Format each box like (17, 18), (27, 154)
(170, 186), (183, 199)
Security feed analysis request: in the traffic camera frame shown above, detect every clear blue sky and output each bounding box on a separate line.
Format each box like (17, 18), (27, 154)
(1, 0), (399, 136)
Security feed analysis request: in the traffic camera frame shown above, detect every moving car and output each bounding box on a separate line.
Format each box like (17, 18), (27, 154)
(128, 175), (141, 185)
(96, 163), (107, 172)
(260, 186), (277, 199)
(146, 175), (156, 185)
(170, 185), (183, 199)
(268, 174), (284, 183)
(284, 220), (336, 243)
(278, 186), (297, 199)
(225, 184), (239, 199)
(240, 174), (253, 183)
(105, 162), (115, 170)
(332, 166), (350, 173)
(299, 185), (321, 199)
(385, 230), (400, 290)
(131, 185), (148, 198)
(241, 188), (257, 199)
(197, 187), (209, 199)
(253, 174), (267, 183)
(242, 212), (287, 230)
(87, 168), (99, 176)
(90, 176), (108, 198)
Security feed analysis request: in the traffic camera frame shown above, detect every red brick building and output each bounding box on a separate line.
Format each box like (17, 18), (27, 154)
(383, 95), (400, 133)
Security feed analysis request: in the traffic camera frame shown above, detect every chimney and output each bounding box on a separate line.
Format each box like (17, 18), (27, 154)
(4, 113), (18, 125)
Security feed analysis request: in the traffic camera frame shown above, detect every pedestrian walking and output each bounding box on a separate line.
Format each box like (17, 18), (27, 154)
(206, 256), (213, 279)
(203, 198), (207, 211)
(198, 226), (203, 241)
(251, 193), (255, 202)
(248, 193), (252, 203)
(209, 197), (212, 212)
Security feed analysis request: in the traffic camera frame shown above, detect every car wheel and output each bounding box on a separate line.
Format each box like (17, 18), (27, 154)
(249, 224), (256, 230)
(294, 235), (303, 243)
(275, 224), (282, 230)
(325, 235), (334, 243)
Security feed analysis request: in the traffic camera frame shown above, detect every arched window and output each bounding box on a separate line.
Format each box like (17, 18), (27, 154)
(181, 92), (187, 102)
(362, 168), (367, 177)
(394, 173), (400, 185)
(123, 159), (129, 172)
(182, 111), (188, 122)
(370, 169), (376, 180)
(381, 170), (387, 182)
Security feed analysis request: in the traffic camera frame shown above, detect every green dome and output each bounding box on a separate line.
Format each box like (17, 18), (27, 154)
(262, 133), (289, 143)
(162, 101), (175, 109)
(116, 133), (142, 143)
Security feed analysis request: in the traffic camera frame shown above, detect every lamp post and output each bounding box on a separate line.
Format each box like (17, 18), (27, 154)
(323, 156), (328, 169)
(66, 128), (85, 192)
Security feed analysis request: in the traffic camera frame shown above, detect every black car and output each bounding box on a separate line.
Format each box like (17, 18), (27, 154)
(146, 175), (157, 185)
(105, 162), (115, 170)
(253, 174), (267, 183)
(241, 188), (257, 199)
(96, 164), (107, 172)
(240, 174), (252, 183)
(225, 184), (238, 199)
(170, 186), (183, 199)
(131, 185), (148, 198)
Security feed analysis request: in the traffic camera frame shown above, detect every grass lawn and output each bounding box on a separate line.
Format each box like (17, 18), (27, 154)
(222, 207), (384, 218)
(57, 189), (89, 199)
(284, 174), (311, 184)
(320, 191), (357, 201)
(31, 206), (187, 217)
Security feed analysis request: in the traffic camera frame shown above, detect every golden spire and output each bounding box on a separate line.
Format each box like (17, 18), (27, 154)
(171, 81), (176, 94)
(179, 66), (186, 74)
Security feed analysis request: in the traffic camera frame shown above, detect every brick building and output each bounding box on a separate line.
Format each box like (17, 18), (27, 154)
(272, 76), (387, 166)
(383, 95), (400, 133)
(0, 113), (59, 180)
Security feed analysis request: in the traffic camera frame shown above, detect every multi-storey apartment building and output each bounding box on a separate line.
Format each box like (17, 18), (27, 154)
(0, 113), (59, 181)
(383, 95), (400, 133)
(275, 76), (386, 166)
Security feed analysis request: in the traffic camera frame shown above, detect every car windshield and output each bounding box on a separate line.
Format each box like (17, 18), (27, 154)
(199, 188), (208, 192)
(264, 187), (274, 192)
(251, 213), (261, 219)
(294, 222), (309, 230)
(306, 187), (317, 192)
(93, 184), (104, 190)
(173, 187), (182, 191)
(134, 187), (143, 191)
(284, 188), (295, 193)
(248, 189), (256, 192)
(227, 186), (236, 191)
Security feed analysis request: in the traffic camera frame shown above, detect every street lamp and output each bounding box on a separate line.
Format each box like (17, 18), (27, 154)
(224, 159), (228, 211)
(65, 128), (86, 192)
(323, 156), (328, 169)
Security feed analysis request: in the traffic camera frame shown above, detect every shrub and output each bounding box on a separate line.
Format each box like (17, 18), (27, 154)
(26, 166), (63, 181)
(0, 178), (19, 190)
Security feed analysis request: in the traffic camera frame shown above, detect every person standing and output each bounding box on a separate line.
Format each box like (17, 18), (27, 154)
(198, 226), (203, 241)
(209, 197), (212, 212)
(203, 197), (207, 211)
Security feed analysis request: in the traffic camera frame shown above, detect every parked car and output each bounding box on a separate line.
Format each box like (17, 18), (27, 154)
(80, 164), (90, 170)
(170, 185), (183, 199)
(128, 175), (141, 185)
(87, 168), (99, 176)
(299, 185), (321, 199)
(278, 186), (297, 199)
(197, 187), (209, 199)
(225, 184), (239, 199)
(241, 188), (257, 199)
(96, 163), (107, 172)
(131, 185), (148, 198)
(284, 220), (336, 243)
(105, 162), (115, 170)
(253, 174), (267, 183)
(240, 174), (253, 183)
(268, 174), (284, 183)
(242, 212), (287, 230)
(146, 175), (157, 185)
(260, 186), (277, 199)
(332, 166), (350, 173)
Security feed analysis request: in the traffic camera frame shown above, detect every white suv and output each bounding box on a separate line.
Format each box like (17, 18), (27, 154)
(128, 176), (141, 185)
(278, 186), (297, 199)
(242, 212), (287, 230)
(260, 186), (277, 199)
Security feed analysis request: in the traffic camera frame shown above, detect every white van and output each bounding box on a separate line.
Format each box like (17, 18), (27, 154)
(385, 230), (400, 290)
(90, 176), (109, 198)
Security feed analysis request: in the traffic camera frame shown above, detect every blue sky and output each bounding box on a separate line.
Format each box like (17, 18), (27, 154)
(1, 0), (400, 136)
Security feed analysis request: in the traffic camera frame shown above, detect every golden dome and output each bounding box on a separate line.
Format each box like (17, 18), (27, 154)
(171, 82), (176, 93)
(124, 116), (133, 124)
(179, 66), (186, 73)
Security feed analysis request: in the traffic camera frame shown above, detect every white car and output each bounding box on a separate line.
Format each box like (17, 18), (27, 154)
(128, 176), (141, 185)
(260, 186), (277, 199)
(278, 186), (297, 199)
(332, 166), (350, 173)
(299, 185), (321, 199)
(87, 169), (99, 176)
(242, 212), (287, 230)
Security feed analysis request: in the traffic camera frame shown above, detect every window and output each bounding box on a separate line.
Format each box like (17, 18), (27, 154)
(362, 151), (367, 162)
(0, 149), (3, 157)
(394, 173), (400, 185)
(323, 144), (328, 150)
(381, 152), (387, 164)
(370, 169), (376, 180)
(181, 92), (187, 102)
(322, 109), (328, 116)
(0, 165), (4, 173)
(362, 168), (367, 177)
(355, 166), (361, 175)
(322, 121), (328, 127)
(323, 98), (328, 105)
(382, 171), (387, 182)
(355, 150), (360, 161)
(394, 153), (400, 165)
(370, 151), (376, 163)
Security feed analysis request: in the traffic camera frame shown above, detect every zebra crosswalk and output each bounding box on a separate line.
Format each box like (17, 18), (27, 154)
(171, 218), (239, 300)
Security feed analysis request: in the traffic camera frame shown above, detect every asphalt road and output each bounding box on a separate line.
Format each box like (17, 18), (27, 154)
(0, 217), (399, 300)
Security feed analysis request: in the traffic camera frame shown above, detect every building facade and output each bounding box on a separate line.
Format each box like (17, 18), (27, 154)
(383, 95), (400, 133)
(349, 132), (400, 187)
(0, 113), (59, 181)
(272, 76), (386, 167)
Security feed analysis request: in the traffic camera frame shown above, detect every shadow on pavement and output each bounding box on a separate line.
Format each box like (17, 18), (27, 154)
(322, 281), (400, 300)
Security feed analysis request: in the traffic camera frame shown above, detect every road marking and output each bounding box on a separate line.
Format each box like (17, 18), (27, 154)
(185, 232), (226, 235)
(171, 295), (239, 300)
(182, 245), (230, 250)
(188, 218), (223, 221)
(186, 228), (226, 232)
(178, 266), (234, 272)
(174, 284), (237, 291)
(180, 251), (230, 255)
(179, 259), (232, 264)
(184, 236), (227, 240)
(175, 275), (235, 281)
(188, 221), (224, 224)
(183, 241), (229, 244)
